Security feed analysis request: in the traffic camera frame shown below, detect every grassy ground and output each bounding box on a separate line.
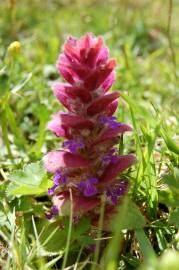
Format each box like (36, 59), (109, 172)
(0, 0), (179, 269)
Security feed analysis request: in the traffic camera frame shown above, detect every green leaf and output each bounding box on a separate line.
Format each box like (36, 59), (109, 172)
(122, 254), (140, 268)
(8, 161), (45, 186)
(158, 189), (179, 207)
(78, 236), (95, 247)
(155, 229), (167, 251)
(72, 217), (91, 240)
(135, 229), (156, 261)
(168, 208), (179, 228)
(10, 197), (33, 212)
(37, 220), (67, 253)
(117, 200), (146, 230)
(160, 130), (179, 155)
(6, 161), (51, 196)
(5, 104), (27, 147)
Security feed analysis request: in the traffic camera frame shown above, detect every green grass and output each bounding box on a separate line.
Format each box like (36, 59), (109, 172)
(0, 0), (179, 269)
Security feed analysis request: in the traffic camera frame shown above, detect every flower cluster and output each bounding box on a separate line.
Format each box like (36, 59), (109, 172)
(44, 33), (136, 219)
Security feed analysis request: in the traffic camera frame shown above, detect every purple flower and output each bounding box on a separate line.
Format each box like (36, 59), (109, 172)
(51, 205), (59, 215)
(45, 212), (53, 220)
(103, 155), (119, 164)
(103, 149), (118, 162)
(106, 180), (129, 204)
(48, 184), (58, 195)
(53, 172), (62, 185)
(48, 172), (67, 195)
(78, 178), (98, 197)
(53, 171), (67, 185)
(45, 205), (59, 220)
(103, 148), (119, 164)
(100, 115), (122, 129)
(62, 139), (84, 153)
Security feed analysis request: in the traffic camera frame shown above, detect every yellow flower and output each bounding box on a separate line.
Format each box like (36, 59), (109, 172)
(7, 41), (21, 56)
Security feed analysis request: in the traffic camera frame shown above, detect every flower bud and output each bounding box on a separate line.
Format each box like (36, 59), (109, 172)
(7, 41), (21, 56)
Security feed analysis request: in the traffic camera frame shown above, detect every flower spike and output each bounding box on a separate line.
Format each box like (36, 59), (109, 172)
(44, 33), (136, 218)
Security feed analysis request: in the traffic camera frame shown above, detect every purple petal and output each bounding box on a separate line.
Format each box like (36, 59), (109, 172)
(63, 139), (84, 153)
(45, 205), (59, 220)
(48, 184), (58, 195)
(51, 205), (59, 215)
(106, 180), (129, 204)
(53, 172), (62, 185)
(53, 172), (67, 185)
(110, 155), (119, 164)
(88, 177), (98, 184)
(84, 184), (97, 197)
(78, 181), (86, 189)
(102, 149), (119, 165)
(61, 175), (67, 184)
(78, 178), (98, 197)
(99, 116), (122, 129)
(45, 212), (53, 220)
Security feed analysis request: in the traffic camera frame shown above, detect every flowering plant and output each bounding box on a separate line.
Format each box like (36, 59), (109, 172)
(44, 33), (136, 220)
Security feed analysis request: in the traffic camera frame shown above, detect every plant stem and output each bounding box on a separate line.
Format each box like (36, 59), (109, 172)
(92, 195), (105, 270)
(62, 188), (73, 270)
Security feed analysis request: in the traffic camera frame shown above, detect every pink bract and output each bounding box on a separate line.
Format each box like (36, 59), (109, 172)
(44, 33), (136, 218)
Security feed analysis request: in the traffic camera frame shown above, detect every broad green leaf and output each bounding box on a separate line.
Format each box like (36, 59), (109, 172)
(37, 220), (67, 252)
(78, 236), (95, 247)
(8, 161), (45, 186)
(6, 161), (51, 196)
(116, 200), (146, 230)
(72, 217), (91, 240)
(6, 176), (50, 196)
(10, 197), (33, 212)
